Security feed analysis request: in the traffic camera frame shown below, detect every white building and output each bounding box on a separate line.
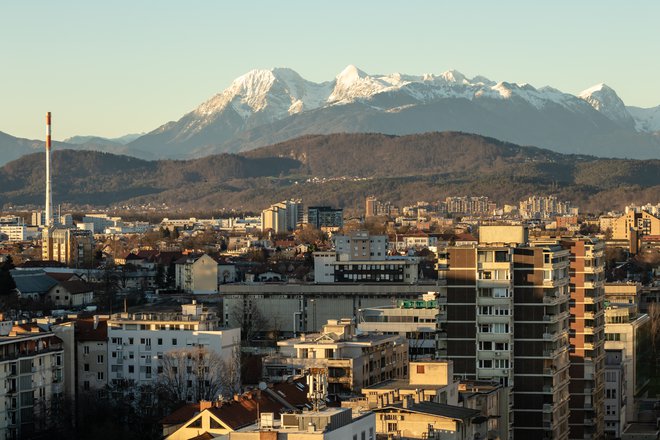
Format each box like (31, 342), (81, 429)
(106, 302), (240, 389)
(358, 295), (442, 360)
(230, 407), (375, 440)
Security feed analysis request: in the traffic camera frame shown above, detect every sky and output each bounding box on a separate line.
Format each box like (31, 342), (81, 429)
(1, 0), (659, 140)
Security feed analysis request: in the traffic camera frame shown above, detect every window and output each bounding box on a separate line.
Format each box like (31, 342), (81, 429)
(97, 355), (104, 363)
(157, 338), (163, 346)
(83, 381), (90, 391)
(128, 366), (134, 373)
(416, 365), (425, 374)
(172, 338), (178, 346)
(128, 338), (134, 345)
(97, 372), (104, 380)
(83, 346), (90, 355)
(84, 364), (89, 372)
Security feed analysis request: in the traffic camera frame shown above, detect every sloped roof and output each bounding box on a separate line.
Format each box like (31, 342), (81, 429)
(11, 270), (58, 294)
(58, 280), (94, 294)
(160, 402), (201, 425)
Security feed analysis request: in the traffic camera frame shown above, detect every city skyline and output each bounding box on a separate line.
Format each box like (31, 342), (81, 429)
(1, 0), (660, 140)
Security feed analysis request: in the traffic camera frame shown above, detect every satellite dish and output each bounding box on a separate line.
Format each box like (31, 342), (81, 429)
(258, 382), (267, 390)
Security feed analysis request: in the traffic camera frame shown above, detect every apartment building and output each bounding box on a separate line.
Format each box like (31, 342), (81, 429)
(42, 227), (94, 268)
(531, 237), (607, 439)
(0, 324), (64, 440)
(604, 304), (651, 423)
(604, 349), (627, 438)
(106, 302), (240, 391)
(307, 206), (343, 230)
(264, 318), (408, 397)
(174, 253), (218, 294)
(261, 200), (302, 233)
(357, 296), (443, 360)
(314, 231), (419, 283)
(74, 316), (108, 395)
(437, 225), (571, 440)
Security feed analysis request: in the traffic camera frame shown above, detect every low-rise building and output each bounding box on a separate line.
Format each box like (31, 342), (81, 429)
(264, 319), (408, 397)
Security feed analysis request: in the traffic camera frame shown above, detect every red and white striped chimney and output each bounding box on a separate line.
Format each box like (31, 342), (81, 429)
(45, 112), (53, 227)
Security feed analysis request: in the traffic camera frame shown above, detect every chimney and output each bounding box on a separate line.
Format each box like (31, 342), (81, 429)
(199, 400), (212, 411)
(402, 395), (412, 409)
(93, 315), (99, 330)
(45, 112), (53, 227)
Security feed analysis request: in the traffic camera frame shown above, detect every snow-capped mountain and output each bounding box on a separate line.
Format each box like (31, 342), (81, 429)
(578, 83), (635, 127)
(122, 66), (660, 159)
(627, 105), (660, 133)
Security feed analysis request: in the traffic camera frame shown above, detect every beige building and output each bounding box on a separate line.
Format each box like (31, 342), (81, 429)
(264, 318), (408, 396)
(605, 282), (641, 305)
(175, 253), (218, 294)
(604, 304), (651, 423)
(74, 317), (109, 394)
(42, 227), (94, 268)
(611, 210), (660, 241)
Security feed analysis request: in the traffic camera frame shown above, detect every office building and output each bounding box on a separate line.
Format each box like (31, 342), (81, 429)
(307, 206), (343, 230)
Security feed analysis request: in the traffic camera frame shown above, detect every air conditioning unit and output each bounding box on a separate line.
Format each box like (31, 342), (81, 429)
(495, 352), (501, 356)
(502, 369), (509, 374)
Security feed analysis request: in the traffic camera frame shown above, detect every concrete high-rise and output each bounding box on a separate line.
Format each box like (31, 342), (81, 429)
(437, 225), (572, 439)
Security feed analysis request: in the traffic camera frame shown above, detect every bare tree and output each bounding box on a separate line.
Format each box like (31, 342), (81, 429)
(157, 347), (225, 403)
(649, 302), (660, 359)
(218, 342), (242, 400)
(230, 300), (267, 342)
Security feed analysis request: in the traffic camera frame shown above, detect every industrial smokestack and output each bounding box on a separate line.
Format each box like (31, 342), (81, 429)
(45, 112), (53, 227)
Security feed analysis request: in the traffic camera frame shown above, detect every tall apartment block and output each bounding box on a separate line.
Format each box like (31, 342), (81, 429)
(437, 225), (571, 440)
(562, 238), (606, 439)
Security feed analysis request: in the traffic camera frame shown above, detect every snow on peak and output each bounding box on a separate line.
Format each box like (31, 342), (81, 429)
(440, 70), (467, 84)
(578, 83), (633, 126)
(184, 67), (649, 135)
(336, 64), (368, 84)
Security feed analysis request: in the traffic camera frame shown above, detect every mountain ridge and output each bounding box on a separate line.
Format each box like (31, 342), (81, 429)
(2, 132), (660, 213)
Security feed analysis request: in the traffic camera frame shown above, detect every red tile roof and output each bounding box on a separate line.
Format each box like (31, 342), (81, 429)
(160, 402), (200, 426)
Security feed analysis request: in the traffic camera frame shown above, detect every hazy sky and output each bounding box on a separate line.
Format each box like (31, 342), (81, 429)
(2, 0), (659, 140)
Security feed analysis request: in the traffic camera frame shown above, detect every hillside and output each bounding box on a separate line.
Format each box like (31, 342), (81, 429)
(1, 132), (660, 212)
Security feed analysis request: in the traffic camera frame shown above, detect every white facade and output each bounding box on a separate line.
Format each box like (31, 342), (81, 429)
(106, 303), (240, 388)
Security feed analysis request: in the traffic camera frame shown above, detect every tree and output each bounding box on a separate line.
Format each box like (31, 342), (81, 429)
(157, 347), (225, 404)
(229, 300), (267, 342)
(218, 342), (242, 400)
(649, 302), (660, 361)
(0, 256), (16, 295)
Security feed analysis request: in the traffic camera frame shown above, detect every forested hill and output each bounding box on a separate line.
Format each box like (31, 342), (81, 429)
(2, 132), (660, 212)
